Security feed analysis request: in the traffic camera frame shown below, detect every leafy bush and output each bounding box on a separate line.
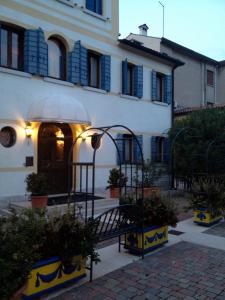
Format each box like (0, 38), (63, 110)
(0, 208), (99, 299)
(25, 172), (48, 196)
(120, 192), (178, 228)
(106, 168), (127, 189)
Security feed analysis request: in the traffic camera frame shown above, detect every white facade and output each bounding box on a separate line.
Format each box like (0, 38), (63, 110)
(0, 0), (180, 207)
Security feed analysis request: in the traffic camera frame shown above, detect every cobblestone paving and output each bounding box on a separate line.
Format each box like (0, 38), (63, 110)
(204, 222), (225, 238)
(53, 242), (225, 300)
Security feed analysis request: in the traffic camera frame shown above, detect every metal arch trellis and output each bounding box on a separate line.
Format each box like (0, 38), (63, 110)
(67, 124), (145, 281)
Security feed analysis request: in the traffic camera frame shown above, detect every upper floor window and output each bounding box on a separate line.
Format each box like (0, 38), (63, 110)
(122, 60), (143, 98)
(86, 0), (102, 15)
(0, 23), (24, 70)
(47, 37), (66, 80)
(207, 70), (214, 87)
(88, 50), (101, 88)
(156, 73), (165, 102)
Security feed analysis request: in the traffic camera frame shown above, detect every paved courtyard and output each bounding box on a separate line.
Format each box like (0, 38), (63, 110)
(53, 241), (225, 300)
(204, 222), (225, 238)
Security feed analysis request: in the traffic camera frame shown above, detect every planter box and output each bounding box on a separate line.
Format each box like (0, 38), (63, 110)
(22, 256), (86, 299)
(194, 208), (222, 226)
(125, 225), (168, 254)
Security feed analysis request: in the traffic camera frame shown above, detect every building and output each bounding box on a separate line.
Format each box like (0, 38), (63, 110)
(127, 24), (225, 110)
(0, 1), (183, 207)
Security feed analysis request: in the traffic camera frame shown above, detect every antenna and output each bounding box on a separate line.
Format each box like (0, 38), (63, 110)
(159, 1), (165, 37)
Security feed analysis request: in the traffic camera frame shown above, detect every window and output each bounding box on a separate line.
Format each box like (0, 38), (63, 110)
(124, 134), (133, 163)
(207, 70), (214, 87)
(88, 50), (101, 88)
(122, 60), (143, 98)
(151, 136), (169, 163)
(116, 134), (143, 164)
(47, 37), (66, 80)
(156, 73), (165, 102)
(0, 23), (24, 70)
(86, 0), (102, 15)
(155, 137), (164, 162)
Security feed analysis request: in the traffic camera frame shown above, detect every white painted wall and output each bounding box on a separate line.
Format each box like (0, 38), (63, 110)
(0, 0), (172, 206)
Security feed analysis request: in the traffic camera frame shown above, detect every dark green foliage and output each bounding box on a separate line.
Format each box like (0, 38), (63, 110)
(106, 168), (127, 189)
(169, 109), (225, 177)
(120, 192), (178, 228)
(25, 172), (48, 195)
(189, 176), (225, 216)
(0, 209), (46, 299)
(0, 209), (99, 299)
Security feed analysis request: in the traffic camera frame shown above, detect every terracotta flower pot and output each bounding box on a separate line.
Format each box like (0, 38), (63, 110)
(110, 187), (120, 198)
(31, 195), (48, 209)
(138, 187), (160, 198)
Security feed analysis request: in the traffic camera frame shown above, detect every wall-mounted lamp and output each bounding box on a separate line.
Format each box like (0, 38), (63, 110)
(91, 133), (101, 149)
(25, 122), (33, 138)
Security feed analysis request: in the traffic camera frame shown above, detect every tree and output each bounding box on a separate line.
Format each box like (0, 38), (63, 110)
(169, 108), (225, 178)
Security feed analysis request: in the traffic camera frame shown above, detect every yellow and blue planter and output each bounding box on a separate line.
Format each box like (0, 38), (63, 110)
(125, 225), (168, 254)
(22, 256), (86, 299)
(194, 208), (222, 226)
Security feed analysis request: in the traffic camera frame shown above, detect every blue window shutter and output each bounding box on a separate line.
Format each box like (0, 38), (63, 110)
(24, 29), (38, 74)
(133, 135), (143, 163)
(151, 70), (157, 100)
(100, 55), (111, 92)
(164, 75), (172, 104)
(134, 65), (143, 98)
(122, 59), (128, 95)
(96, 0), (102, 14)
(37, 28), (48, 77)
(151, 136), (157, 163)
(67, 41), (80, 84)
(116, 134), (124, 165)
(86, 0), (94, 11)
(80, 44), (88, 86)
(163, 138), (170, 163)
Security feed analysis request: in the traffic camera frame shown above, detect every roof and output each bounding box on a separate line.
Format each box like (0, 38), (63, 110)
(161, 38), (218, 65)
(219, 60), (225, 66)
(175, 103), (225, 117)
(118, 39), (184, 67)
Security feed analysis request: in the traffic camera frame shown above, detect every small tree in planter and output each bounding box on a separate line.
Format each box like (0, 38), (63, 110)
(106, 168), (127, 198)
(189, 176), (225, 226)
(133, 160), (164, 198)
(120, 192), (178, 254)
(25, 172), (48, 209)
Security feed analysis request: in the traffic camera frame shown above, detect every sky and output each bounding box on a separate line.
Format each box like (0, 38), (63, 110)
(119, 0), (225, 61)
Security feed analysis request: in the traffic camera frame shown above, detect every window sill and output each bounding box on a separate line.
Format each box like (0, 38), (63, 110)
(56, 0), (74, 7)
(43, 77), (74, 87)
(0, 67), (32, 78)
(120, 94), (139, 101)
(83, 86), (107, 94)
(152, 100), (168, 107)
(83, 8), (108, 21)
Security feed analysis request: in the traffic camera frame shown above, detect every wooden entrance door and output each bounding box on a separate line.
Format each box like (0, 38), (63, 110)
(38, 123), (73, 195)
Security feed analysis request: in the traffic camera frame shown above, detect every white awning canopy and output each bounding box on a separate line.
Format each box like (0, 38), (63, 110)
(27, 94), (91, 124)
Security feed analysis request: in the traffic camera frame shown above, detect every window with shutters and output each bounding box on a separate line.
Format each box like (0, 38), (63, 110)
(0, 23), (24, 71)
(122, 61), (143, 98)
(88, 50), (101, 88)
(47, 37), (66, 80)
(156, 73), (165, 102)
(86, 0), (102, 15)
(127, 63), (135, 96)
(123, 134), (133, 163)
(207, 70), (214, 87)
(155, 137), (164, 162)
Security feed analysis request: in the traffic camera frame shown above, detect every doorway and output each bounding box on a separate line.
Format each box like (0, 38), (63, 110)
(38, 123), (73, 195)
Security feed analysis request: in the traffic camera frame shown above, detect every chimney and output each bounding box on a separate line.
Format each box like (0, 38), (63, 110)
(138, 24), (149, 36)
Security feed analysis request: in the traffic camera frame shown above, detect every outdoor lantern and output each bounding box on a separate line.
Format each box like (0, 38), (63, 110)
(91, 133), (101, 149)
(25, 122), (33, 138)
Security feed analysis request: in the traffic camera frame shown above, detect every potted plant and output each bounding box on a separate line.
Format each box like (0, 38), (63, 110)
(106, 168), (127, 198)
(0, 208), (99, 300)
(189, 176), (225, 226)
(120, 192), (178, 254)
(25, 172), (48, 209)
(134, 160), (164, 198)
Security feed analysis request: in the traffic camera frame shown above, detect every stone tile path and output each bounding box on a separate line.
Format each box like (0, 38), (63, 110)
(53, 241), (225, 300)
(204, 222), (225, 238)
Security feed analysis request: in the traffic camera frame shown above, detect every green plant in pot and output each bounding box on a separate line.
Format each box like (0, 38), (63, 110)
(189, 176), (225, 226)
(25, 172), (48, 209)
(120, 192), (178, 254)
(106, 168), (127, 198)
(133, 160), (164, 198)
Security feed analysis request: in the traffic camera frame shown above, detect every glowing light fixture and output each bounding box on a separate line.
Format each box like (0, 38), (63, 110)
(56, 130), (64, 146)
(25, 122), (33, 138)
